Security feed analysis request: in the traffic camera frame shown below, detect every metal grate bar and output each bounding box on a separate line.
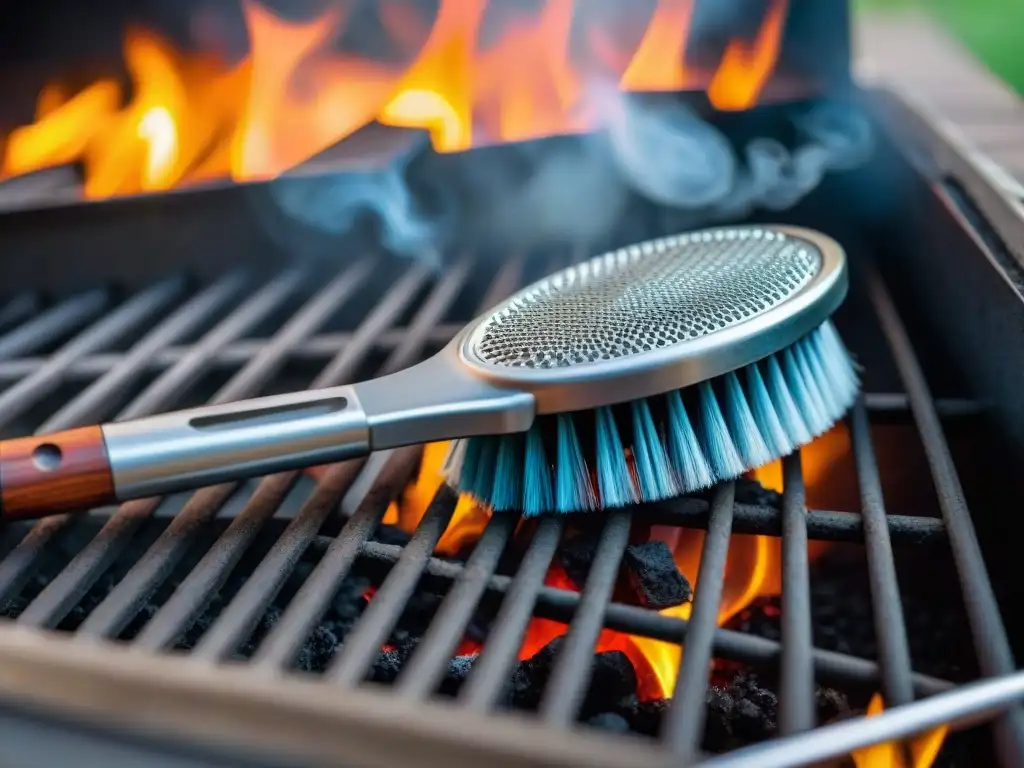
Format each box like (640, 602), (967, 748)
(395, 513), (517, 699)
(43, 271), (251, 432)
(75, 263), (379, 639)
(865, 261), (1024, 765)
(778, 452), (816, 735)
(0, 326), (462, 382)
(135, 261), (470, 652)
(247, 449), (420, 669)
(0, 276), (186, 432)
(0, 292), (41, 336)
(16, 272), (304, 629)
(0, 288), (108, 361)
(863, 393), (984, 418)
(134, 459), (369, 652)
(850, 396), (915, 707)
(345, 536), (952, 697)
(458, 517), (565, 710)
(539, 510), (632, 728)
(663, 482), (735, 757)
(642, 500), (946, 545)
(328, 485), (459, 685)
(247, 258), (522, 672)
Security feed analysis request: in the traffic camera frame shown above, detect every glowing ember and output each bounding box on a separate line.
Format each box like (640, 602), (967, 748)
(0, 0), (792, 196)
(850, 693), (949, 768)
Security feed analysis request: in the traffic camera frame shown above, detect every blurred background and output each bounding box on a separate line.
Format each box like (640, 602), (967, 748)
(856, 0), (1023, 94)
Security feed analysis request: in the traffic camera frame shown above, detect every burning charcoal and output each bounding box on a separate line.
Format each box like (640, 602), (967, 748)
(558, 531), (600, 588)
(621, 541), (692, 610)
(587, 713), (631, 733)
(438, 654), (477, 697)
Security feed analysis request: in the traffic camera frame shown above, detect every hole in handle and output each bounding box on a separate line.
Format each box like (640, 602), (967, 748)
(32, 443), (63, 471)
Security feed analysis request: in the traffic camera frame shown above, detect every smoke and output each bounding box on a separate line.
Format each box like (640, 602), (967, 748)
(259, 132), (447, 266)
(602, 92), (874, 223)
(257, 95), (873, 266)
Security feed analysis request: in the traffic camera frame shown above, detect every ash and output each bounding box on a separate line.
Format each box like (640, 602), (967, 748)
(0, 478), (975, 762)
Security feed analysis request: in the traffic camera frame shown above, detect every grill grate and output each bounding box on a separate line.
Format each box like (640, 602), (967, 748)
(0, 246), (1016, 766)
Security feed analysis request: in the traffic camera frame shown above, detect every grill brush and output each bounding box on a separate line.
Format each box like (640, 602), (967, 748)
(0, 225), (855, 521)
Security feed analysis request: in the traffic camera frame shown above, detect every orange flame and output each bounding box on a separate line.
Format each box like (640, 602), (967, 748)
(850, 694), (949, 768)
(0, 0), (791, 195)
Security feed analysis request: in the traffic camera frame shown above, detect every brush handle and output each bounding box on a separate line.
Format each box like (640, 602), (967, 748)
(0, 386), (371, 520)
(0, 427), (117, 519)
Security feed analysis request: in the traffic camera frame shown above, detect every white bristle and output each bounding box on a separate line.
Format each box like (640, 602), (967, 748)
(450, 322), (859, 517)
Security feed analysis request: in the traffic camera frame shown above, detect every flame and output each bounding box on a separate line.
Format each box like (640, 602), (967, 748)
(0, 0), (790, 194)
(850, 693), (949, 768)
(707, 0), (789, 111)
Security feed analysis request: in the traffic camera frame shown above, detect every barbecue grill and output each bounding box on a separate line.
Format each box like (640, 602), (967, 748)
(1, 4), (1024, 768)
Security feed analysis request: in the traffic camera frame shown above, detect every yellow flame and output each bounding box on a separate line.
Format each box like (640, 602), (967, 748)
(851, 694), (949, 768)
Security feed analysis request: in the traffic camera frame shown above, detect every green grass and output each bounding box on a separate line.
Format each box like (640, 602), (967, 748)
(855, 0), (1024, 94)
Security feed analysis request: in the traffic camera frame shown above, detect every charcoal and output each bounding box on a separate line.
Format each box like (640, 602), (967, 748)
(372, 523), (413, 547)
(558, 531), (600, 587)
(621, 541), (692, 609)
(505, 638), (637, 717)
(506, 637), (564, 710)
(618, 673), (849, 753)
(438, 654), (477, 697)
(587, 713), (631, 733)
(732, 477), (783, 508)
(702, 673), (778, 751)
(580, 651), (638, 718)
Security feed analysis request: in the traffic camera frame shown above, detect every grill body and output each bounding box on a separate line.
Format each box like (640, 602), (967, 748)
(0, 28), (1023, 768)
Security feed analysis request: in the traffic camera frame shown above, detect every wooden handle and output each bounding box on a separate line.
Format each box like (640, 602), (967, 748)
(0, 426), (116, 520)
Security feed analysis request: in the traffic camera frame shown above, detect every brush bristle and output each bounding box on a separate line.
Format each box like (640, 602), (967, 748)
(444, 320), (859, 516)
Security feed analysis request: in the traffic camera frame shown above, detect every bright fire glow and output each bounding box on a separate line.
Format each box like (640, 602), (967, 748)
(850, 693), (949, 768)
(388, 424), (850, 701)
(0, 0), (791, 196)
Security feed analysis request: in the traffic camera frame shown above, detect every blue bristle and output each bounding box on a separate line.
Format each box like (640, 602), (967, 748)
(490, 436), (523, 511)
(817, 321), (858, 405)
(630, 399), (678, 501)
(450, 320), (860, 517)
(470, 436), (500, 501)
(800, 337), (840, 420)
(765, 354), (812, 445)
(746, 363), (793, 457)
(782, 347), (827, 436)
(556, 414), (597, 513)
(456, 439), (481, 495)
(594, 407), (637, 508)
(697, 381), (746, 478)
(665, 390), (714, 491)
(792, 342), (830, 433)
(722, 371), (772, 469)
(522, 423), (554, 517)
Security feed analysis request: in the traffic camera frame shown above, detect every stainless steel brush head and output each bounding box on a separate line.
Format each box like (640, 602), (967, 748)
(457, 225), (847, 414)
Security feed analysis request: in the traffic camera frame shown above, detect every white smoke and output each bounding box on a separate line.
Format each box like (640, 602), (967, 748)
(256, 95), (873, 263)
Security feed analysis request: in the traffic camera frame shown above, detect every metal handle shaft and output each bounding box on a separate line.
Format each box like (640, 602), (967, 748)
(102, 385), (369, 499)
